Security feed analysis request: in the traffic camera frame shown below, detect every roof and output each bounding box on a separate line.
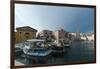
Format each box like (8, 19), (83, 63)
(40, 30), (52, 33)
(16, 26), (37, 32)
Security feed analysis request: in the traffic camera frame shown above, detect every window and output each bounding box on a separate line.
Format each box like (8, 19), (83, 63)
(19, 32), (21, 34)
(25, 36), (29, 39)
(25, 32), (30, 35)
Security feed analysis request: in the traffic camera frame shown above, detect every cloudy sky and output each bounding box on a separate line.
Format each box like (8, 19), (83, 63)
(15, 4), (94, 33)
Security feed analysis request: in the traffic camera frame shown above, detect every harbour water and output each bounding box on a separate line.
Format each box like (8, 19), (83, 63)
(15, 40), (95, 65)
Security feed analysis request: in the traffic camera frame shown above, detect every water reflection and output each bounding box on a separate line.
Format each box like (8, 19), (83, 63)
(15, 40), (95, 65)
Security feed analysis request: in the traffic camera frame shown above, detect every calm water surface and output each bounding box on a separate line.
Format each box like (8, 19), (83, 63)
(15, 40), (95, 65)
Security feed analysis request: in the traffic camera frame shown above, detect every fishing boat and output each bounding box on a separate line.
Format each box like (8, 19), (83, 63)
(62, 39), (72, 48)
(50, 41), (65, 56)
(23, 39), (52, 59)
(15, 47), (23, 57)
(51, 38), (72, 55)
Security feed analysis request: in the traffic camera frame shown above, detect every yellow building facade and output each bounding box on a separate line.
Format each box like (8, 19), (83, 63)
(15, 26), (37, 43)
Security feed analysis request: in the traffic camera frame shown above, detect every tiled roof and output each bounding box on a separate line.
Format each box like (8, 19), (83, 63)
(16, 26), (37, 32)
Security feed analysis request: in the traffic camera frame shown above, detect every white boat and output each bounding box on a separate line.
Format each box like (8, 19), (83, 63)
(63, 40), (72, 48)
(15, 47), (23, 57)
(60, 39), (72, 48)
(51, 41), (65, 55)
(24, 48), (52, 57)
(23, 39), (52, 57)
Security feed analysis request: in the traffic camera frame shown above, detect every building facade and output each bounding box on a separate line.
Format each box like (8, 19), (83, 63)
(53, 29), (68, 43)
(15, 26), (37, 43)
(80, 33), (94, 41)
(87, 33), (94, 41)
(37, 30), (53, 42)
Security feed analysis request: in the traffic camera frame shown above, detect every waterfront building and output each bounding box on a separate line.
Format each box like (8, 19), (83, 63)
(87, 33), (94, 41)
(80, 33), (94, 41)
(37, 30), (53, 42)
(53, 29), (67, 43)
(15, 26), (37, 43)
(80, 33), (87, 40)
(69, 32), (77, 40)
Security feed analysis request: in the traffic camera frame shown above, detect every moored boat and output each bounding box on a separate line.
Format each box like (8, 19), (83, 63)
(15, 48), (24, 57)
(63, 40), (72, 48)
(23, 39), (52, 59)
(50, 41), (65, 56)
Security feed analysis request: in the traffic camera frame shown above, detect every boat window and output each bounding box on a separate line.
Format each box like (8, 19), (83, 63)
(27, 49), (33, 52)
(34, 49), (47, 52)
(36, 42), (41, 46)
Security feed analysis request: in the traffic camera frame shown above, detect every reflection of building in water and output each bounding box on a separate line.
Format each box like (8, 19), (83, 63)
(15, 26), (37, 43)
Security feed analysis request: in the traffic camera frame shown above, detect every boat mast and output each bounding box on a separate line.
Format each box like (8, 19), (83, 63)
(76, 19), (81, 40)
